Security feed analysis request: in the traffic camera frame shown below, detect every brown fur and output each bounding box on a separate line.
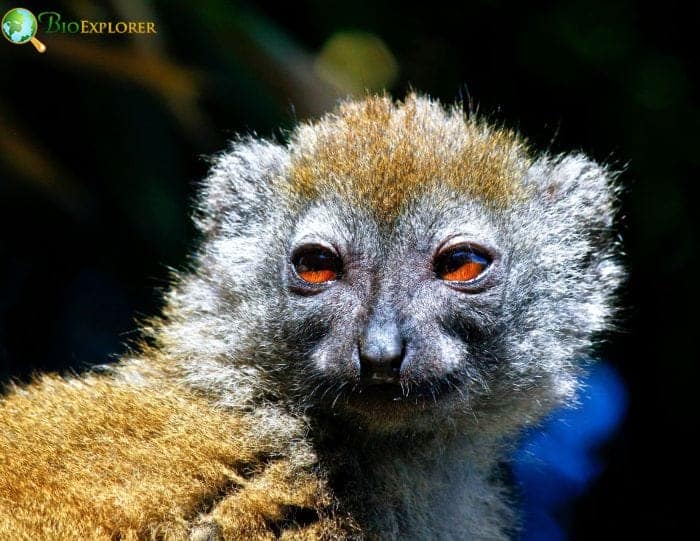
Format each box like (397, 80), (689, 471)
(0, 356), (355, 540)
(288, 94), (531, 220)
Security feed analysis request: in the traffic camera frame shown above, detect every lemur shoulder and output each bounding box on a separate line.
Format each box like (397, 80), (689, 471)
(0, 94), (623, 540)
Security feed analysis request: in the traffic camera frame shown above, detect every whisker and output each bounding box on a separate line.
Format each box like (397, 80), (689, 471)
(331, 382), (348, 409)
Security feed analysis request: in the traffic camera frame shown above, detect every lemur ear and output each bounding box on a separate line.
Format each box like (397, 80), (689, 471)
(194, 138), (289, 237)
(516, 154), (624, 340)
(523, 153), (624, 304)
(528, 154), (620, 232)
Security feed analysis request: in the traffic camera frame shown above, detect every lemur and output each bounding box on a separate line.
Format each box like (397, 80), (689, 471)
(0, 94), (623, 540)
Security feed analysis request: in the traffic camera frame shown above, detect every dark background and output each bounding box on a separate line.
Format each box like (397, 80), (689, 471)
(1, 1), (696, 537)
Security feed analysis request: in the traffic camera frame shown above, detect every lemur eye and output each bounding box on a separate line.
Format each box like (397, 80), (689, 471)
(292, 246), (342, 284)
(434, 245), (491, 282)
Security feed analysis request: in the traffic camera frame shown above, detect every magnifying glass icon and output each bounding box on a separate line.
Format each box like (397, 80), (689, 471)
(2, 8), (47, 53)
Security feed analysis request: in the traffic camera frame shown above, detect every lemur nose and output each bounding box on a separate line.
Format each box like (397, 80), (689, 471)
(358, 320), (405, 385)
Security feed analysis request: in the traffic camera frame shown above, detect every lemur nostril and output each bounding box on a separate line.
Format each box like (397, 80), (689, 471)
(358, 339), (406, 384)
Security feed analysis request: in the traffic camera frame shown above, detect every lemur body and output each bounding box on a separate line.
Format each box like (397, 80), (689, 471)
(0, 95), (623, 540)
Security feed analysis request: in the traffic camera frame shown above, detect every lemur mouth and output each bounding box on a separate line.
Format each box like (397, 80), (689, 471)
(360, 371), (400, 386)
(352, 375), (460, 404)
(357, 382), (403, 399)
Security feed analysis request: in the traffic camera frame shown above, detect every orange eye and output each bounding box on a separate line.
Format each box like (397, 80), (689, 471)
(434, 245), (491, 282)
(292, 247), (342, 284)
(298, 269), (337, 283)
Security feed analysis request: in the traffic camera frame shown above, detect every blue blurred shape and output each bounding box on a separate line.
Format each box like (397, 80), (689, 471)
(512, 362), (627, 540)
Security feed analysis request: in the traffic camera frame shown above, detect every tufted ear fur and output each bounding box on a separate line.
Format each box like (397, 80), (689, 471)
(530, 154), (620, 229)
(525, 153), (623, 281)
(193, 138), (289, 238)
(505, 154), (625, 367)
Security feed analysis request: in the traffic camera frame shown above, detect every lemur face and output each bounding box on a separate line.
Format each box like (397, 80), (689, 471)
(282, 197), (510, 421)
(194, 95), (621, 431)
(268, 96), (533, 427)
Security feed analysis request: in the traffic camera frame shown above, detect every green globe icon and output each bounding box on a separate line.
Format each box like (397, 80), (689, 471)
(2, 7), (46, 52)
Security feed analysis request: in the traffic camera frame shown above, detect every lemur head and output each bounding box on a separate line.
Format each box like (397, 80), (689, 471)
(175, 94), (622, 435)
